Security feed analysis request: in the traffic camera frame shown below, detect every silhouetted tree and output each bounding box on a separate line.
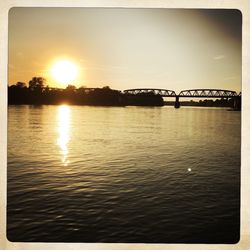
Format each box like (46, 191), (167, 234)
(15, 82), (27, 88)
(102, 86), (110, 89)
(78, 85), (87, 89)
(29, 77), (45, 91)
(66, 84), (76, 91)
(8, 82), (28, 104)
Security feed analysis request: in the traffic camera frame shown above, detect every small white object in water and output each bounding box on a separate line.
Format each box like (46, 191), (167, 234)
(188, 168), (192, 172)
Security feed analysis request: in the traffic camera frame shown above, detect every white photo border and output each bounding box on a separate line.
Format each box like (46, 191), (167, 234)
(1, 1), (249, 250)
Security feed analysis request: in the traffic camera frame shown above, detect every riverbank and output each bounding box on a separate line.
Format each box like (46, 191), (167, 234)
(8, 85), (240, 109)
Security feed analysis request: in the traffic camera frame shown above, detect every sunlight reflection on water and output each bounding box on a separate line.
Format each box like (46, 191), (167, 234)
(57, 105), (70, 166)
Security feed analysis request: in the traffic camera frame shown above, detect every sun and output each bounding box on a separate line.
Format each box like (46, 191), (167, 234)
(51, 60), (78, 85)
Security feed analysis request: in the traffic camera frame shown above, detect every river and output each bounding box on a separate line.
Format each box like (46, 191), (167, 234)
(7, 105), (241, 243)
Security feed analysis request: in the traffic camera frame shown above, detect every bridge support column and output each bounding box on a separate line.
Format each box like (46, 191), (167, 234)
(233, 96), (241, 111)
(175, 96), (180, 108)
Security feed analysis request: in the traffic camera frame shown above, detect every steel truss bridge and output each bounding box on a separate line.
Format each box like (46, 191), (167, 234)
(123, 88), (241, 109)
(178, 89), (238, 98)
(123, 88), (176, 97)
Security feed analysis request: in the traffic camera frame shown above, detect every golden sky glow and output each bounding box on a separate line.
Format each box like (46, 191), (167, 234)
(8, 8), (241, 92)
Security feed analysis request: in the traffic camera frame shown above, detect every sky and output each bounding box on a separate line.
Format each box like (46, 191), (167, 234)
(8, 8), (242, 93)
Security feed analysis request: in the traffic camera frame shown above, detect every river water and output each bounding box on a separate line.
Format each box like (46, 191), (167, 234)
(7, 105), (241, 243)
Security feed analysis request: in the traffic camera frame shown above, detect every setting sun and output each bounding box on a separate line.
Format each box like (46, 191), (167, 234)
(51, 60), (78, 85)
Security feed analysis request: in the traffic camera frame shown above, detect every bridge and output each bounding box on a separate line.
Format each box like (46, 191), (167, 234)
(123, 88), (176, 97)
(123, 88), (241, 109)
(178, 89), (238, 97)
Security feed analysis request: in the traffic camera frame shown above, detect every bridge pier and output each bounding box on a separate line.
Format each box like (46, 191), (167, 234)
(175, 96), (180, 108)
(233, 96), (241, 110)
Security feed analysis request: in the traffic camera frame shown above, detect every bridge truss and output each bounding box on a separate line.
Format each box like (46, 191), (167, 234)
(123, 88), (176, 97)
(122, 88), (240, 109)
(123, 88), (240, 98)
(178, 89), (238, 98)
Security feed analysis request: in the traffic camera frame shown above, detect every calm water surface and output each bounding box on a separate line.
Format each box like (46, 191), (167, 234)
(7, 105), (241, 243)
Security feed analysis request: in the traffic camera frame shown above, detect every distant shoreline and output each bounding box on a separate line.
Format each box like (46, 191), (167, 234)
(7, 102), (239, 109)
(8, 82), (240, 110)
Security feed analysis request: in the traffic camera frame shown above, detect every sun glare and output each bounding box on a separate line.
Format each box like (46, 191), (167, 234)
(51, 60), (78, 85)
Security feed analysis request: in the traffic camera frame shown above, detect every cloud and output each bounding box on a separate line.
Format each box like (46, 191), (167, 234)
(213, 54), (225, 60)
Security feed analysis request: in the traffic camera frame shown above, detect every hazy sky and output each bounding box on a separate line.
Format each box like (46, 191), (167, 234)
(8, 8), (241, 92)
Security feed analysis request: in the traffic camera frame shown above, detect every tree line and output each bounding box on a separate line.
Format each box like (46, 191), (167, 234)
(8, 77), (125, 106)
(165, 98), (238, 108)
(8, 77), (164, 106)
(8, 76), (238, 108)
